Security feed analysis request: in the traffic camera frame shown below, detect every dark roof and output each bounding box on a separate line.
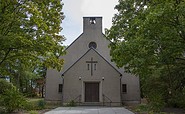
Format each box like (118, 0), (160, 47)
(61, 48), (122, 76)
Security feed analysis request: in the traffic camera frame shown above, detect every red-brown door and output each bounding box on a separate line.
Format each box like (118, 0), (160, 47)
(85, 82), (99, 102)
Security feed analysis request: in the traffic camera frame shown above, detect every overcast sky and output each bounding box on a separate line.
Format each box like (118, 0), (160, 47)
(61, 0), (118, 45)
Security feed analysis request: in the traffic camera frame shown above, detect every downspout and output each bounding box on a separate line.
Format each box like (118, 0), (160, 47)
(61, 74), (64, 106)
(120, 74), (122, 106)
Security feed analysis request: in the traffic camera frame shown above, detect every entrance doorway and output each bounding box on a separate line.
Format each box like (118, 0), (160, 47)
(85, 82), (99, 102)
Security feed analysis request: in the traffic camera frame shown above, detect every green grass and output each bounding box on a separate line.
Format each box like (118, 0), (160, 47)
(131, 104), (169, 114)
(27, 98), (44, 102)
(29, 110), (39, 114)
(25, 98), (62, 110)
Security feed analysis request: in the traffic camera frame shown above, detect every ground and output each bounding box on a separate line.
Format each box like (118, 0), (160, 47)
(45, 107), (134, 114)
(9, 106), (185, 114)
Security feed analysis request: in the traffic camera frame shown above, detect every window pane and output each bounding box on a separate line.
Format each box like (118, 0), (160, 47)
(58, 84), (63, 93)
(122, 84), (127, 93)
(89, 42), (97, 49)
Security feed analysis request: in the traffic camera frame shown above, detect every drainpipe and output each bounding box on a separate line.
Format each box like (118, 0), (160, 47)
(120, 74), (122, 106)
(61, 74), (64, 106)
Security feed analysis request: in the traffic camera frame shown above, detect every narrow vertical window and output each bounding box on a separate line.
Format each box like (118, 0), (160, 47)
(87, 64), (90, 70)
(122, 84), (127, 93)
(58, 84), (63, 93)
(94, 64), (96, 70)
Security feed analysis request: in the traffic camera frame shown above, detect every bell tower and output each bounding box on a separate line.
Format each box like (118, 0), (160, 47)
(83, 17), (102, 33)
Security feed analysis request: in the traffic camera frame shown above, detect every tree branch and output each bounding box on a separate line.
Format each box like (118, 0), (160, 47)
(176, 57), (185, 61)
(0, 48), (12, 65)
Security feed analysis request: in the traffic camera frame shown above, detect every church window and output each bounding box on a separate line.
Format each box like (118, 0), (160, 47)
(87, 64), (90, 70)
(94, 64), (96, 70)
(90, 17), (96, 24)
(89, 42), (97, 49)
(122, 84), (127, 93)
(58, 84), (63, 93)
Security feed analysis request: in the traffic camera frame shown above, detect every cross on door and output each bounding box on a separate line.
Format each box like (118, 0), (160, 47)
(86, 57), (98, 76)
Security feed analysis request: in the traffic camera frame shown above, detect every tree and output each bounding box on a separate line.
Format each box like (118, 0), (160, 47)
(0, 79), (27, 113)
(106, 0), (185, 110)
(0, 79), (14, 94)
(0, 0), (65, 76)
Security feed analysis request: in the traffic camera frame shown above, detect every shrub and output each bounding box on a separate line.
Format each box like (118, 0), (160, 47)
(0, 87), (27, 112)
(0, 107), (6, 114)
(37, 99), (46, 109)
(167, 90), (185, 109)
(0, 79), (14, 94)
(24, 99), (46, 111)
(29, 110), (38, 114)
(24, 101), (36, 111)
(135, 104), (150, 112)
(148, 92), (166, 112)
(66, 100), (76, 107)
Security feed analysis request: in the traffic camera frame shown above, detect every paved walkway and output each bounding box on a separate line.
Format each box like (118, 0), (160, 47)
(45, 106), (134, 114)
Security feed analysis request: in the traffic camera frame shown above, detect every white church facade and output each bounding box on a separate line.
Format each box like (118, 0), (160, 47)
(45, 17), (140, 106)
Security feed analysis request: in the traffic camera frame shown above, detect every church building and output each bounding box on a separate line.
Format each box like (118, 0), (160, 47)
(45, 17), (140, 106)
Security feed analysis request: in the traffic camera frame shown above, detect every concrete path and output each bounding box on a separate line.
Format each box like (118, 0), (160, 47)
(45, 106), (134, 114)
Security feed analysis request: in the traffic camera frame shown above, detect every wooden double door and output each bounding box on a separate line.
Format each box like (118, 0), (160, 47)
(85, 82), (99, 102)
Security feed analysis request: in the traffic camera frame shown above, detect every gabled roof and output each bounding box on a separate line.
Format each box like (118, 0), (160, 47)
(64, 33), (110, 51)
(65, 33), (84, 51)
(61, 48), (122, 76)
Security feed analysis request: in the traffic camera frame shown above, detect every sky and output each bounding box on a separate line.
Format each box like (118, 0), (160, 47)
(61, 0), (119, 45)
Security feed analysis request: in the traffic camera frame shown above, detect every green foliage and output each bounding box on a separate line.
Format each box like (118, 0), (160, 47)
(106, 0), (185, 111)
(141, 76), (166, 112)
(37, 99), (46, 109)
(0, 79), (14, 94)
(0, 107), (6, 114)
(168, 89), (185, 109)
(135, 104), (150, 113)
(0, 0), (65, 76)
(0, 87), (27, 112)
(29, 110), (38, 114)
(24, 99), (46, 111)
(66, 100), (76, 107)
(148, 94), (165, 112)
(24, 102), (36, 111)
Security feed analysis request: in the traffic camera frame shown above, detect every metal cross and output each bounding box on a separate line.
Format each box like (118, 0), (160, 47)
(86, 57), (98, 76)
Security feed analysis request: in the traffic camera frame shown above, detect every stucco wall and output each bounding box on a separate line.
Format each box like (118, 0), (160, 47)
(45, 69), (63, 101)
(63, 49), (121, 103)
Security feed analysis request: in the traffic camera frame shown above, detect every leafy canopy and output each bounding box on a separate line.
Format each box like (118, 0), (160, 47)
(106, 0), (185, 110)
(106, 0), (185, 76)
(0, 0), (65, 76)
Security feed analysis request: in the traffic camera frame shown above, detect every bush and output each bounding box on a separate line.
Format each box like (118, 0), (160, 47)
(0, 107), (6, 114)
(24, 101), (36, 111)
(37, 99), (46, 109)
(24, 99), (46, 111)
(29, 110), (38, 114)
(147, 91), (166, 112)
(135, 104), (150, 112)
(0, 79), (14, 94)
(66, 100), (76, 107)
(167, 90), (185, 109)
(0, 87), (27, 112)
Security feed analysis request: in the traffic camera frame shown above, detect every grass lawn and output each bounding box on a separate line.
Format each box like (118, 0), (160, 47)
(15, 98), (61, 114)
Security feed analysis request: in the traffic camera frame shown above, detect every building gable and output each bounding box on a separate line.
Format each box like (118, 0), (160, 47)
(62, 48), (122, 76)
(61, 17), (115, 75)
